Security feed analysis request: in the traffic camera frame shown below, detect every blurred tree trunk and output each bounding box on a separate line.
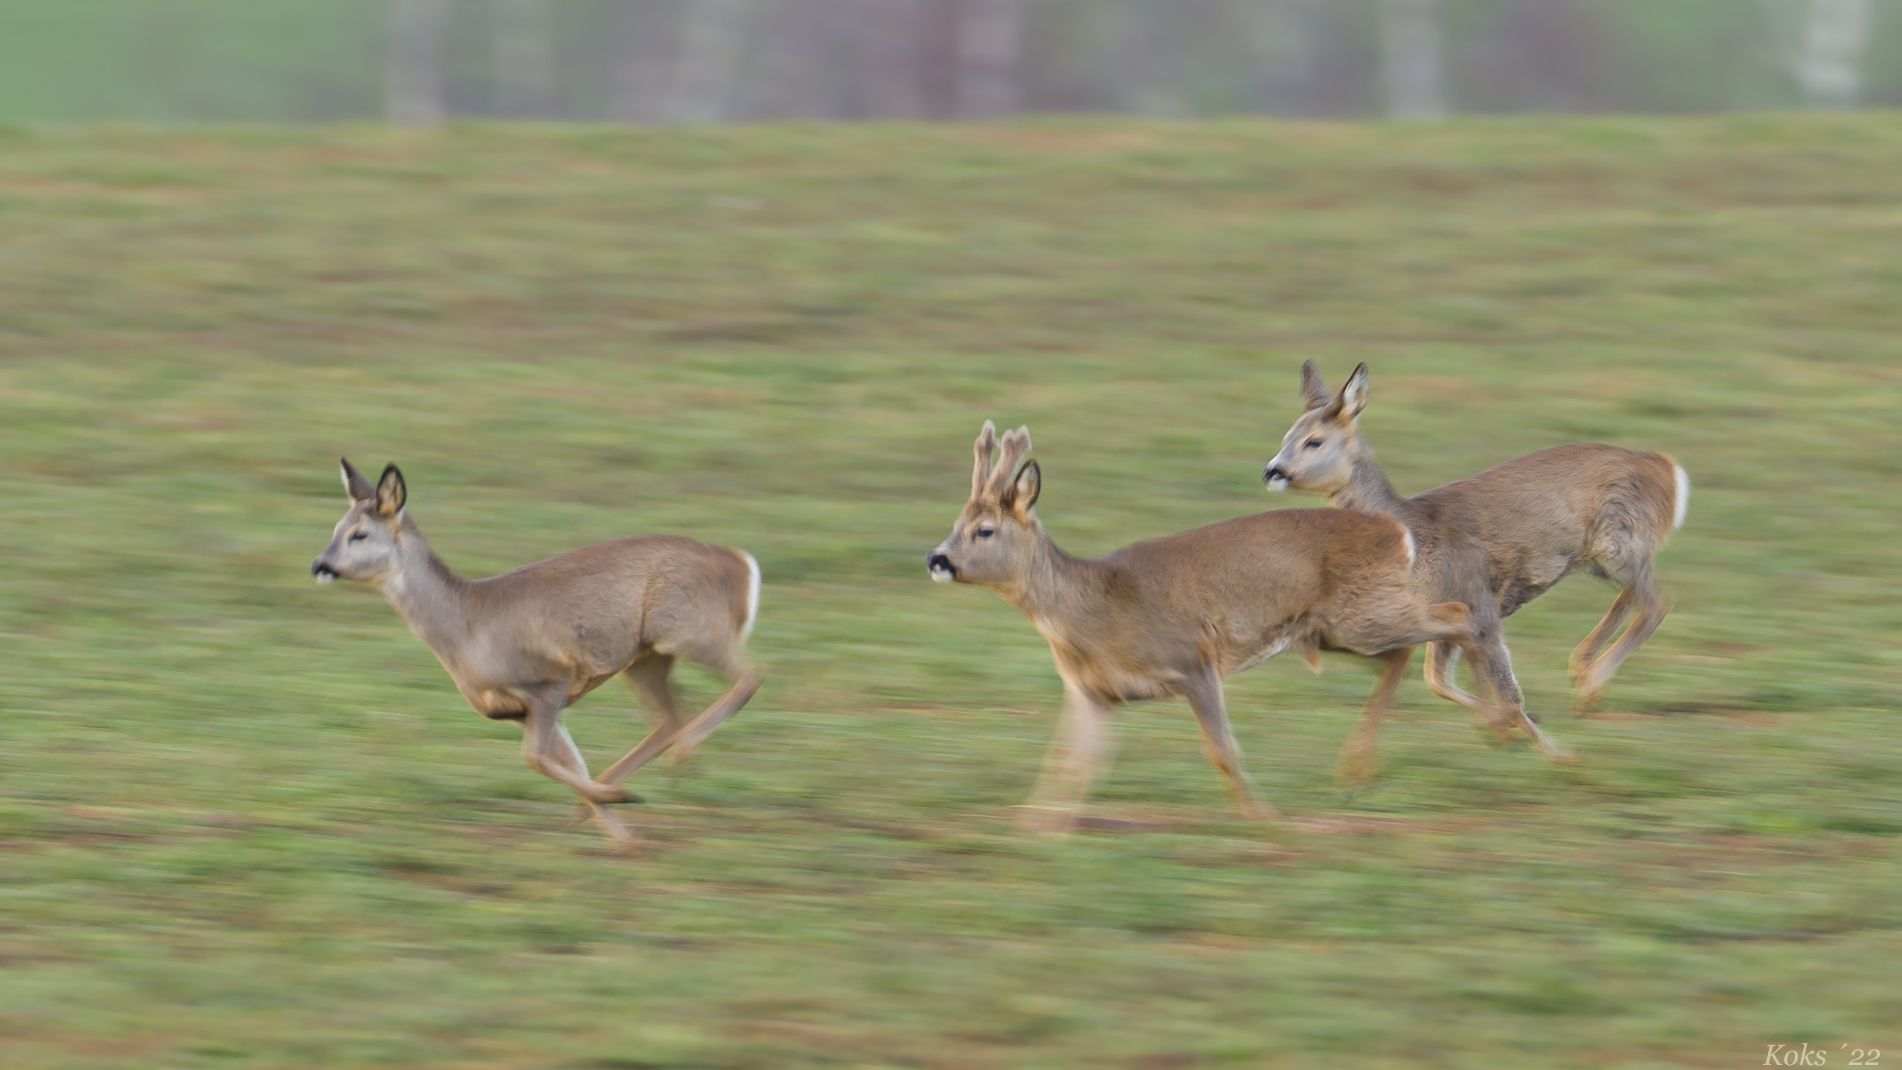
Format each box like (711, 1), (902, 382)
(608, 1), (661, 123)
(1242, 0), (1316, 115)
(665, 0), (755, 123)
(859, 0), (928, 118)
(491, 0), (555, 118)
(386, 0), (452, 126)
(1378, 0), (1447, 120)
(1118, 1), (1184, 117)
(1796, 0), (1872, 107)
(954, 0), (1020, 118)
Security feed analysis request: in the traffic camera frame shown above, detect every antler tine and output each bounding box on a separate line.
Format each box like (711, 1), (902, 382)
(986, 425), (1032, 497)
(972, 420), (998, 499)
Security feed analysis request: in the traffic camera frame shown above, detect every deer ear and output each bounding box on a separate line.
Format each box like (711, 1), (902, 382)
(1003, 460), (1040, 514)
(341, 457), (375, 502)
(1300, 361), (1330, 411)
(1334, 362), (1369, 421)
(375, 464), (407, 518)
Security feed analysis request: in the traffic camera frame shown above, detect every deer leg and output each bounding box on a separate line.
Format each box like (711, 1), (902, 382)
(594, 654), (686, 788)
(1337, 647), (1412, 788)
(521, 701), (635, 806)
(1471, 638), (1569, 760)
(547, 721), (635, 844)
(1569, 588), (1636, 706)
(1574, 573), (1668, 714)
(662, 652), (761, 770)
(1422, 639), (1501, 729)
(1019, 682), (1116, 835)
(1183, 666), (1277, 822)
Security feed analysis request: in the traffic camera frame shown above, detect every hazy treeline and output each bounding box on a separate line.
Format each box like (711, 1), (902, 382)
(1, 0), (1896, 124)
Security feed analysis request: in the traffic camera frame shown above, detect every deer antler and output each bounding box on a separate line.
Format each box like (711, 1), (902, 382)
(972, 420), (998, 498)
(985, 425), (1032, 499)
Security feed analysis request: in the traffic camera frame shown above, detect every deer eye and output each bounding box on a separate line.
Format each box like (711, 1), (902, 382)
(1304, 437), (1324, 450)
(975, 525), (996, 539)
(348, 531), (368, 542)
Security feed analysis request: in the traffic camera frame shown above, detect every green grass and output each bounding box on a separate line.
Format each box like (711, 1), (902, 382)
(2, 117), (1900, 1069)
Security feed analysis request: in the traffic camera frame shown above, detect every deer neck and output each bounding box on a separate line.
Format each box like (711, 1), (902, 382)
(1329, 444), (1407, 516)
(994, 529), (1107, 631)
(375, 519), (473, 664)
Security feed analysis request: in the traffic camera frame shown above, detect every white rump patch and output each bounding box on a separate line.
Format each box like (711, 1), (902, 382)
(738, 550), (761, 642)
(1671, 463), (1690, 532)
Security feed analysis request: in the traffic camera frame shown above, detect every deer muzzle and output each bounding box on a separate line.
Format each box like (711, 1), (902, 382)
(1263, 464), (1292, 491)
(311, 559), (339, 584)
(926, 552), (957, 583)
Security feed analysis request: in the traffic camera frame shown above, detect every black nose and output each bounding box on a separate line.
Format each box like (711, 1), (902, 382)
(311, 560), (334, 577)
(1263, 465), (1287, 485)
(927, 552), (954, 576)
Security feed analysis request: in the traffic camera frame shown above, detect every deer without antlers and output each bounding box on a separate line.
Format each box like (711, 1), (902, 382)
(1264, 362), (1687, 732)
(927, 422), (1552, 835)
(311, 459), (762, 845)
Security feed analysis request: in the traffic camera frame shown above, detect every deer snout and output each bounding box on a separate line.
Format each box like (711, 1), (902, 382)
(927, 552), (957, 583)
(311, 558), (338, 584)
(1263, 464), (1292, 491)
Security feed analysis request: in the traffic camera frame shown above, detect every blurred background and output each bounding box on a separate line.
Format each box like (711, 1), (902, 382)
(2, 0), (1900, 125)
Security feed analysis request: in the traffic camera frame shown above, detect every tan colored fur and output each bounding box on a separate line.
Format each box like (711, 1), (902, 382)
(313, 459), (761, 845)
(1265, 362), (1684, 734)
(929, 422), (1557, 835)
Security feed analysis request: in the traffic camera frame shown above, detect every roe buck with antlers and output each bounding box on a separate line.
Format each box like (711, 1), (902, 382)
(1264, 362), (1687, 729)
(311, 459), (762, 844)
(927, 422), (1554, 834)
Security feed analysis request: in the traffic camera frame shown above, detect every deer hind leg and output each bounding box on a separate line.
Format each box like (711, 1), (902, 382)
(1569, 588), (1635, 713)
(593, 653), (686, 790)
(1019, 682), (1118, 835)
(662, 648), (761, 770)
(1182, 665), (1277, 822)
(1573, 565), (1668, 715)
(1337, 647), (1412, 788)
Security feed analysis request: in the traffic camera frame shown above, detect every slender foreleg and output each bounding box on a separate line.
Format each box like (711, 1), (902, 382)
(1019, 681), (1117, 835)
(1183, 665), (1277, 822)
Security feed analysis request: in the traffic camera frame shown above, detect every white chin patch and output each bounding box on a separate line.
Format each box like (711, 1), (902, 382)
(1266, 475), (1291, 491)
(929, 566), (955, 584)
(315, 572), (336, 584)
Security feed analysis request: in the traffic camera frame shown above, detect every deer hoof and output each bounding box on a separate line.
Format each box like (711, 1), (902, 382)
(1014, 805), (1077, 837)
(1238, 801), (1282, 823)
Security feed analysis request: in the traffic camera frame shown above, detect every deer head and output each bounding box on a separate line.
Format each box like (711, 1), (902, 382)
(1263, 361), (1369, 495)
(927, 420), (1041, 586)
(312, 458), (409, 584)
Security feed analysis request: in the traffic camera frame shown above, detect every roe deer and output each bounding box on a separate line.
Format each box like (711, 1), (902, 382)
(311, 459), (762, 844)
(927, 422), (1553, 835)
(1263, 362), (1687, 728)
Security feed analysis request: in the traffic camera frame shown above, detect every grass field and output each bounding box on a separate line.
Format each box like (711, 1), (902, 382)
(1, 117), (1900, 1069)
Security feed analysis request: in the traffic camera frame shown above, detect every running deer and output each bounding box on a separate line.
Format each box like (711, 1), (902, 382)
(926, 422), (1554, 835)
(311, 459), (762, 844)
(1263, 362), (1687, 730)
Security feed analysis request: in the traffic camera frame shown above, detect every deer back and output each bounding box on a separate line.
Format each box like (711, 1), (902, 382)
(1403, 444), (1681, 608)
(1036, 508), (1417, 694)
(461, 535), (756, 685)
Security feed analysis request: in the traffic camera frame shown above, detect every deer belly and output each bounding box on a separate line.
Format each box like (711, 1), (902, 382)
(468, 689), (529, 721)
